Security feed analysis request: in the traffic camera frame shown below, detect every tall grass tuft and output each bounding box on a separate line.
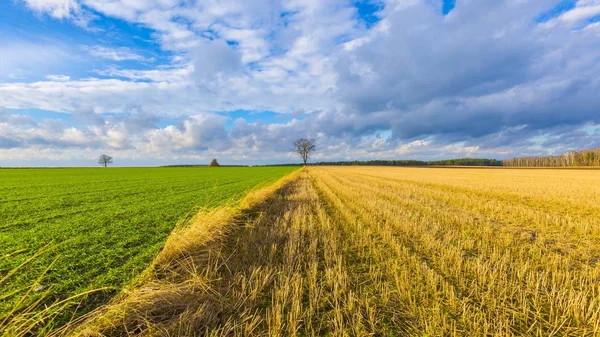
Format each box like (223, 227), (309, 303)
(1, 244), (107, 337)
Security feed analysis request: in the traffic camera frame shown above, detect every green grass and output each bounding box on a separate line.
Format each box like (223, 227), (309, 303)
(0, 166), (297, 325)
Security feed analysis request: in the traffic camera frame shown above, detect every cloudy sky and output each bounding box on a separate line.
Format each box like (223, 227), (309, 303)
(1, 0), (599, 166)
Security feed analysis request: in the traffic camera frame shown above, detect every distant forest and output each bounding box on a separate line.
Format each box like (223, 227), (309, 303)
(502, 147), (600, 167)
(162, 164), (248, 167)
(311, 147), (600, 168)
(312, 158), (502, 166)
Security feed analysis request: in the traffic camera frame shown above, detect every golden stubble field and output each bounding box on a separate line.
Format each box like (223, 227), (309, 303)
(60, 167), (600, 337)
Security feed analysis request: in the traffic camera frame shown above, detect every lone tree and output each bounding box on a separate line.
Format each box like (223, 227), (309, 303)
(98, 154), (113, 167)
(293, 138), (316, 166)
(209, 158), (220, 167)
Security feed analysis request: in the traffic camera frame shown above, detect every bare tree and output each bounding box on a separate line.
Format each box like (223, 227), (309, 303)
(98, 154), (113, 167)
(293, 138), (316, 166)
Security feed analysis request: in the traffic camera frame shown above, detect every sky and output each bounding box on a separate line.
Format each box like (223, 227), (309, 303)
(0, 0), (600, 166)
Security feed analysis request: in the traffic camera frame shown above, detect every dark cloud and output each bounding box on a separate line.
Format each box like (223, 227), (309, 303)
(0, 136), (21, 149)
(192, 39), (245, 81)
(334, 0), (600, 146)
(121, 112), (160, 133)
(73, 107), (105, 127)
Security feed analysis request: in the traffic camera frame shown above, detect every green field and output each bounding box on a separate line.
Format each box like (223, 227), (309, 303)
(0, 166), (296, 322)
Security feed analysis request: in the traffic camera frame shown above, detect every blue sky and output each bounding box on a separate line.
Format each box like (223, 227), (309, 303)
(1, 0), (600, 166)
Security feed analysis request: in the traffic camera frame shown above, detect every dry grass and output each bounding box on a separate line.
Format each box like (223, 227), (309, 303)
(0, 244), (110, 337)
(309, 167), (600, 336)
(55, 166), (600, 336)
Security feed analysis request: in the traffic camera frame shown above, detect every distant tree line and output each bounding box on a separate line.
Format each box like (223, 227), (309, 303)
(162, 164), (249, 167)
(502, 147), (600, 167)
(312, 158), (502, 166)
(428, 158), (502, 166)
(312, 160), (426, 166)
(260, 164), (304, 167)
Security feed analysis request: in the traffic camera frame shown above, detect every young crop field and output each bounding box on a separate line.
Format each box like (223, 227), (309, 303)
(0, 166), (297, 330)
(69, 166), (600, 337)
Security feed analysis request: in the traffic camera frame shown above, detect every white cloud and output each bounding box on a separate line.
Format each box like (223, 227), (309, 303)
(540, 0), (600, 29)
(21, 0), (80, 19)
(46, 74), (71, 81)
(84, 45), (152, 62)
(21, 0), (93, 26)
(96, 66), (192, 82)
(146, 114), (230, 152)
(559, 4), (600, 23)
